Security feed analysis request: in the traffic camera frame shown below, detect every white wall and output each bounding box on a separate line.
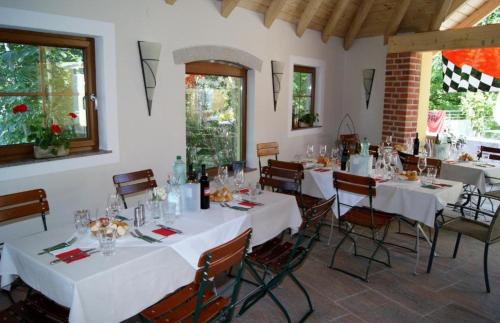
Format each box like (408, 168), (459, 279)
(341, 36), (387, 145)
(0, 0), (345, 240)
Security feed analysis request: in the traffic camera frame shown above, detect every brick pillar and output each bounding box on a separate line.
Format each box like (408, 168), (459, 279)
(382, 52), (422, 144)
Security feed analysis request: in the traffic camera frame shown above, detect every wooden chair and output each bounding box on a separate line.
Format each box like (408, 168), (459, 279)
(113, 169), (157, 208)
(480, 145), (500, 160)
(340, 133), (359, 154)
(398, 151), (442, 176)
(256, 142), (279, 176)
(329, 172), (395, 282)
(0, 189), (49, 232)
(0, 292), (70, 323)
(238, 195), (336, 322)
(140, 229), (252, 322)
(428, 193), (500, 293)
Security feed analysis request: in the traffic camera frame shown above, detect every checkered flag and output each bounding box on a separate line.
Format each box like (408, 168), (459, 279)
(442, 56), (500, 93)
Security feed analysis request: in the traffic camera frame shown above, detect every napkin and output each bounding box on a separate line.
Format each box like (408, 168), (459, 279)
(152, 228), (176, 237)
(313, 168), (330, 172)
(421, 184), (440, 190)
(55, 248), (90, 264)
(239, 188), (249, 194)
(239, 201), (258, 207)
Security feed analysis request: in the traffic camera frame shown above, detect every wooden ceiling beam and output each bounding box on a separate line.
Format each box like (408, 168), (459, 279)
(164, 0), (176, 4)
(321, 0), (350, 43)
(446, 0), (468, 19)
(343, 0), (375, 50)
(388, 23), (500, 53)
(453, 0), (500, 29)
(384, 0), (411, 42)
(429, 0), (453, 31)
(296, 0), (324, 37)
(264, 0), (288, 28)
(221, 0), (241, 18)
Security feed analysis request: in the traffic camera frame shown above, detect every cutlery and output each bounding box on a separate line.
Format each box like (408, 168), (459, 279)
(50, 248), (98, 265)
(219, 203), (226, 207)
(39, 237), (77, 255)
(223, 202), (249, 211)
(130, 231), (154, 243)
(241, 199), (264, 206)
(135, 229), (161, 243)
(114, 215), (131, 221)
(158, 224), (183, 234)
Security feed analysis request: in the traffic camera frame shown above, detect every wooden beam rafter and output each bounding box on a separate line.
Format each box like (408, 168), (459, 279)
(453, 0), (500, 29)
(384, 0), (411, 42)
(264, 0), (288, 28)
(164, 0), (176, 4)
(296, 0), (324, 37)
(221, 0), (241, 18)
(388, 23), (500, 53)
(321, 0), (350, 43)
(429, 0), (453, 31)
(343, 0), (375, 50)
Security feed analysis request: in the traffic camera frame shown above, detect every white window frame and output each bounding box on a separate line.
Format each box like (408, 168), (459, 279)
(0, 7), (119, 182)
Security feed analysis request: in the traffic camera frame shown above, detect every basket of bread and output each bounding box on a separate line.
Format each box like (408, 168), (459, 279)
(89, 217), (128, 237)
(458, 153), (474, 162)
(399, 170), (418, 181)
(317, 156), (332, 167)
(210, 186), (233, 202)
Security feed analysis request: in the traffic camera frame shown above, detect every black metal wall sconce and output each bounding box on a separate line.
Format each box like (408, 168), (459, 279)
(363, 68), (375, 109)
(138, 41), (162, 116)
(271, 60), (284, 111)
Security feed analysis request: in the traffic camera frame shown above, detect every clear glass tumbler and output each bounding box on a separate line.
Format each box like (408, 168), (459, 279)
(97, 226), (117, 256)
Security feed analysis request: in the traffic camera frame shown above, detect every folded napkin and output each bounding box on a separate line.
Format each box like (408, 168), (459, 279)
(313, 168), (330, 172)
(152, 228), (176, 237)
(239, 188), (250, 194)
(239, 201), (258, 207)
(434, 182), (452, 187)
(421, 184), (441, 190)
(55, 248), (90, 264)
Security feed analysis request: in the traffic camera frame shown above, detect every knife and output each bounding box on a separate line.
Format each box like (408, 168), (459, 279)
(158, 224), (183, 234)
(50, 249), (98, 265)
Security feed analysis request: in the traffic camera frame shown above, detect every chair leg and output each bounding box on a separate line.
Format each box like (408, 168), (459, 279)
(288, 272), (314, 323)
(364, 225), (391, 281)
(327, 211), (335, 246)
(484, 243), (490, 293)
(453, 233), (462, 259)
(427, 224), (440, 273)
(329, 228), (350, 268)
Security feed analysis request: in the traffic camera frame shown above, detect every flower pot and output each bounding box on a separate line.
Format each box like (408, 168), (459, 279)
(33, 145), (69, 159)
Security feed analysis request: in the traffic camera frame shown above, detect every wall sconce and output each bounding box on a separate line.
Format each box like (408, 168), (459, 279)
(138, 41), (162, 116)
(271, 60), (284, 111)
(362, 68), (375, 109)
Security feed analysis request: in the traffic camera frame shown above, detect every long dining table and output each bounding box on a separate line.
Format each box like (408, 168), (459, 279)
(301, 166), (463, 273)
(0, 190), (302, 323)
(440, 159), (500, 193)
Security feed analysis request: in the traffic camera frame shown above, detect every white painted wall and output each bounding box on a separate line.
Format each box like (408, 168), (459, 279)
(0, 0), (345, 240)
(341, 36), (387, 145)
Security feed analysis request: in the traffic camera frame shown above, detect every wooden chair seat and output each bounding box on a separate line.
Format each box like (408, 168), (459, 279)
(341, 207), (393, 229)
(443, 218), (491, 242)
(0, 305), (22, 323)
(296, 193), (322, 210)
(248, 240), (305, 273)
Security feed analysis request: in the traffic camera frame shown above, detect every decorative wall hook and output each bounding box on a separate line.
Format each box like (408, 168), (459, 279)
(271, 60), (284, 111)
(138, 41), (162, 116)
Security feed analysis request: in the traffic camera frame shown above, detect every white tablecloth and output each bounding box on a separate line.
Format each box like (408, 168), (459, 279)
(440, 161), (500, 192)
(0, 191), (301, 323)
(302, 169), (463, 227)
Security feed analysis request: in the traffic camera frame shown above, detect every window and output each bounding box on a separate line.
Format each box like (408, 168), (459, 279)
(292, 65), (316, 130)
(0, 28), (98, 163)
(185, 61), (247, 171)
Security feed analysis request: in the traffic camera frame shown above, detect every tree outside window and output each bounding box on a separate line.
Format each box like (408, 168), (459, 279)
(292, 65), (316, 129)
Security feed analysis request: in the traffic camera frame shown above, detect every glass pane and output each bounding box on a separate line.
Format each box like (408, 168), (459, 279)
(0, 96), (42, 145)
(44, 47), (87, 139)
(185, 74), (243, 169)
(293, 71), (312, 96)
(0, 43), (40, 93)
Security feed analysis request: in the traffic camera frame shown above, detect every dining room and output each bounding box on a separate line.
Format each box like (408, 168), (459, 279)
(1, 0), (500, 322)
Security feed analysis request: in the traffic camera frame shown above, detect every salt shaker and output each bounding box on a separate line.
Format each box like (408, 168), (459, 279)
(138, 203), (145, 226)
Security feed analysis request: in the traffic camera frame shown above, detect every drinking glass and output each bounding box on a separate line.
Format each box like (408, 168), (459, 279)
(217, 165), (229, 186)
(74, 210), (90, 234)
(97, 226), (117, 256)
(106, 193), (123, 220)
(319, 145), (327, 157)
(427, 167), (437, 184)
(234, 168), (245, 200)
(417, 155), (427, 176)
(306, 144), (314, 159)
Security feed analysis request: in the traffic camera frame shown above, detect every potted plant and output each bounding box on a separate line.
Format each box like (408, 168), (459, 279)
(298, 113), (319, 128)
(11, 104), (78, 159)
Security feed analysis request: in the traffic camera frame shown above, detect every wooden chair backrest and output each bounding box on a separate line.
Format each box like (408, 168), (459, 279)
(259, 166), (302, 193)
(256, 142), (279, 157)
(489, 154), (500, 161)
(333, 172), (376, 197)
(268, 159), (303, 171)
(113, 169), (157, 208)
(195, 228), (252, 282)
(340, 134), (359, 145)
(403, 155), (442, 176)
(0, 189), (49, 231)
(302, 194), (336, 230)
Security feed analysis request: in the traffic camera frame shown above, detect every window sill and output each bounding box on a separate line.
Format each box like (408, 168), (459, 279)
(288, 125), (323, 137)
(0, 149), (119, 182)
(291, 125), (322, 131)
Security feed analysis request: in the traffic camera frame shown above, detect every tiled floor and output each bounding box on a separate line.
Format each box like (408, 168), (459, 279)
(1, 224), (499, 322)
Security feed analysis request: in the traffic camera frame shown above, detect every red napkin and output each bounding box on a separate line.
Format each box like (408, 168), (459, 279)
(56, 248), (89, 264)
(239, 188), (249, 194)
(313, 168), (330, 172)
(152, 228), (176, 237)
(239, 201), (257, 207)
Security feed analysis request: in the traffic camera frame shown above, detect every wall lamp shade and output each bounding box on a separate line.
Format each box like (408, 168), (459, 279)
(138, 41), (162, 116)
(271, 60), (284, 111)
(362, 68), (375, 109)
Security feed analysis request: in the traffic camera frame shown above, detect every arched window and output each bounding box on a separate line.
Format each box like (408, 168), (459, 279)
(185, 61), (247, 171)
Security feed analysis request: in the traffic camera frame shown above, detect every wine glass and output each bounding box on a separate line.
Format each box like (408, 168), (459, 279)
(417, 154), (427, 177)
(217, 165), (228, 186)
(306, 144), (314, 160)
(233, 168), (245, 200)
(319, 144), (327, 157)
(106, 193), (123, 220)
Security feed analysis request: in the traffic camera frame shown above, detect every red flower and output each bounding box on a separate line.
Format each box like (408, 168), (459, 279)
(51, 124), (62, 134)
(68, 112), (78, 119)
(12, 104), (28, 114)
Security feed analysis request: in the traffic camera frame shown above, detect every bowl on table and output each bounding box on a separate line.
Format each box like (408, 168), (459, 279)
(210, 186), (233, 202)
(399, 170), (419, 181)
(89, 217), (128, 237)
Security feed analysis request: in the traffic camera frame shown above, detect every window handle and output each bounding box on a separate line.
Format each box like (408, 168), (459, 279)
(90, 94), (98, 110)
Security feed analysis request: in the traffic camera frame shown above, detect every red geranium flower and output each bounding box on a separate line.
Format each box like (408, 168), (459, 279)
(12, 104), (28, 114)
(51, 124), (62, 134)
(68, 112), (78, 119)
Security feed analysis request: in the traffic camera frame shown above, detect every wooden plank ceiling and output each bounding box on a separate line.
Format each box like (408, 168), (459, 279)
(166, 0), (498, 50)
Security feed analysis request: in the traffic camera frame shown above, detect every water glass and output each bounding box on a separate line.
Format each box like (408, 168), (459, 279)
(306, 144), (314, 159)
(74, 210), (90, 234)
(427, 167), (437, 184)
(97, 227), (117, 256)
(106, 193), (123, 219)
(319, 145), (327, 157)
(417, 155), (427, 176)
(217, 165), (229, 186)
(234, 168), (245, 200)
(150, 200), (163, 221)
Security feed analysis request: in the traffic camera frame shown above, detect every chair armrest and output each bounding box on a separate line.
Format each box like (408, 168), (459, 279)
(463, 192), (500, 202)
(446, 203), (495, 219)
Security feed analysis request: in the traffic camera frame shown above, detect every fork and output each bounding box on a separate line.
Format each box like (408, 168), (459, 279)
(38, 237), (78, 255)
(135, 229), (161, 243)
(130, 231), (153, 243)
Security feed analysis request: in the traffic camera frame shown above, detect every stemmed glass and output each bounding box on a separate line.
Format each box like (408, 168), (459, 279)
(417, 154), (427, 177)
(217, 165), (229, 187)
(106, 193), (123, 220)
(319, 145), (327, 157)
(306, 144), (314, 160)
(233, 168), (245, 200)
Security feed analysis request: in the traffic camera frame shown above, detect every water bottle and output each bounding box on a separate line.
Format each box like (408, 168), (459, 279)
(173, 155), (186, 184)
(360, 137), (369, 156)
